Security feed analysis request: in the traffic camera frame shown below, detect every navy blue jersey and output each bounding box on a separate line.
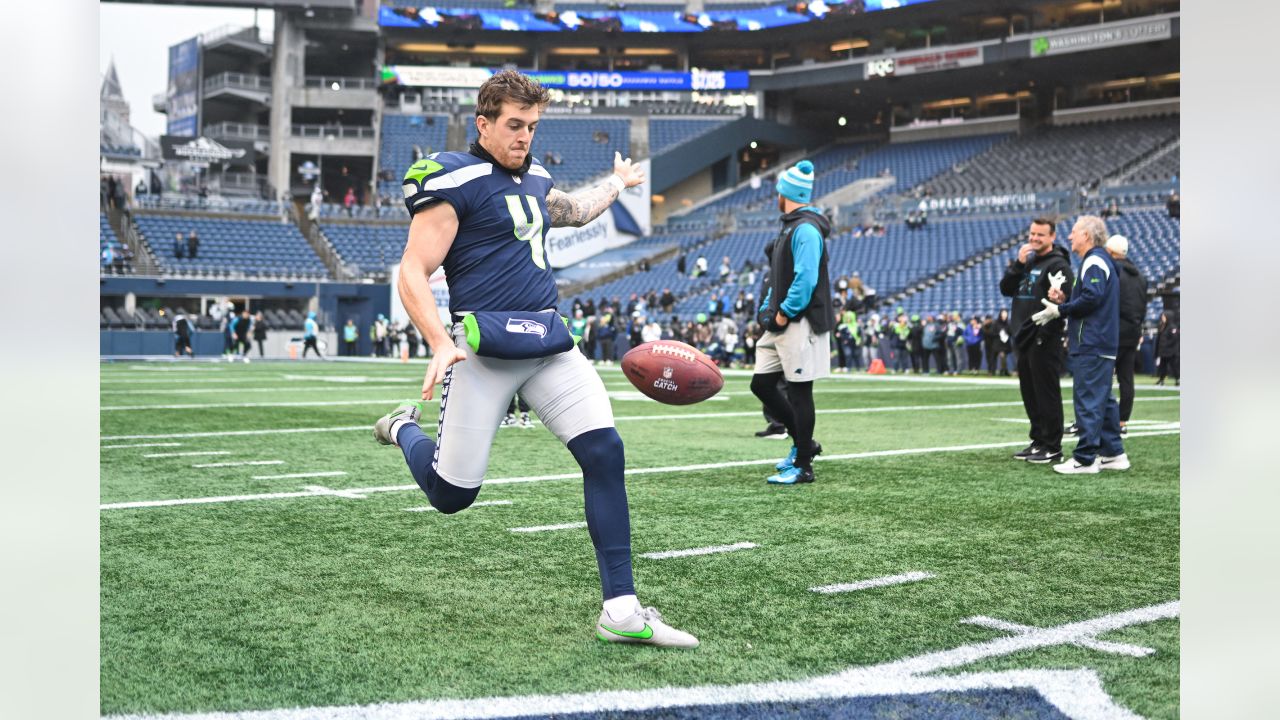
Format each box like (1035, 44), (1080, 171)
(402, 151), (558, 313)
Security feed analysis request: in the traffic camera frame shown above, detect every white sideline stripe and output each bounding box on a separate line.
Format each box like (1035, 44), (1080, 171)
(640, 542), (757, 560)
(104, 601), (1179, 720)
(508, 521), (588, 533)
(406, 500), (512, 512)
(98, 430), (1182, 510)
(102, 385), (416, 396)
(99, 397), (1180, 441)
(103, 399), (413, 411)
(144, 451), (231, 458)
(101, 442), (183, 450)
(961, 616), (1155, 658)
(193, 460), (284, 468)
(251, 471), (347, 480)
(810, 571), (935, 594)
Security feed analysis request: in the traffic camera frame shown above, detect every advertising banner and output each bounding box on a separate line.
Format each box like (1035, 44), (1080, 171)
(918, 193), (1038, 212)
(1031, 18), (1172, 57)
(166, 36), (201, 137)
(864, 45), (984, 79)
(381, 65), (748, 91)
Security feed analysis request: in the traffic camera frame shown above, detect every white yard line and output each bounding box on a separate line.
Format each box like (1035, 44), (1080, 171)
(639, 542), (757, 560)
(250, 471), (347, 480)
(143, 451), (231, 458)
(508, 521), (588, 533)
(810, 571), (936, 594)
(405, 500), (512, 512)
(99, 397), (1179, 441)
(99, 430), (1181, 511)
(101, 442), (183, 450)
(193, 460), (285, 468)
(103, 601), (1179, 720)
(961, 616), (1154, 658)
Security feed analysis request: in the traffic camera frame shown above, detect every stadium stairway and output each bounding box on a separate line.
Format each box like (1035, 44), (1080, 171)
(292, 202), (359, 281)
(1104, 137), (1180, 188)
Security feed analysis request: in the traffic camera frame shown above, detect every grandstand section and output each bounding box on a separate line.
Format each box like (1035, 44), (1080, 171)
(377, 113), (450, 197)
(649, 117), (734, 155)
(132, 213), (329, 280)
(465, 117), (632, 190)
(921, 116), (1179, 196)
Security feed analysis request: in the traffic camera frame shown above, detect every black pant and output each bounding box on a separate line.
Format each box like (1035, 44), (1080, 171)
(751, 372), (816, 469)
(762, 376), (788, 429)
(599, 338), (614, 362)
(966, 344), (982, 372)
(1115, 345), (1137, 422)
(1017, 338), (1065, 452)
(1157, 354), (1180, 384)
(930, 346), (947, 374)
(257, 339), (266, 357)
(303, 336), (322, 358)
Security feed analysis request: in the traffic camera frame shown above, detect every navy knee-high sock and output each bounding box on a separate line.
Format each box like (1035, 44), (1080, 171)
(397, 424), (478, 514)
(568, 428), (635, 600)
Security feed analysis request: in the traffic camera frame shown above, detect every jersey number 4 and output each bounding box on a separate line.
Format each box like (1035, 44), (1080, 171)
(504, 195), (546, 270)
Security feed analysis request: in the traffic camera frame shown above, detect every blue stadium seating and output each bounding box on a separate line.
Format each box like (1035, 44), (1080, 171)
(320, 222), (409, 275)
(378, 113), (451, 197)
(133, 214), (329, 279)
(136, 195), (284, 216)
(650, 118), (734, 155)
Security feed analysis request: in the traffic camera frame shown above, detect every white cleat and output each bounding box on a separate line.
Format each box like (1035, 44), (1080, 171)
(1053, 457), (1100, 475)
(1099, 453), (1131, 471)
(596, 606), (699, 648)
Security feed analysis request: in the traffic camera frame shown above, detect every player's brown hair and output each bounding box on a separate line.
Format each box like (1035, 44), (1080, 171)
(475, 70), (551, 122)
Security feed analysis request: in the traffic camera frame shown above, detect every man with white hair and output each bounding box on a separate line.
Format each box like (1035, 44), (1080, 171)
(1033, 215), (1127, 474)
(1105, 234), (1148, 435)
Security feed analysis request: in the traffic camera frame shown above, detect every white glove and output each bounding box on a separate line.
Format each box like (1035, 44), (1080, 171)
(1031, 298), (1060, 325)
(1047, 270), (1067, 293)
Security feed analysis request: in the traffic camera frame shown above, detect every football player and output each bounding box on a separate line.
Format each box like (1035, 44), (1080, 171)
(374, 70), (697, 648)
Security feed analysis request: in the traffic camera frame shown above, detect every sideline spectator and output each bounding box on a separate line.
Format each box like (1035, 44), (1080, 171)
(1035, 215), (1127, 474)
(964, 316), (983, 373)
(1000, 218), (1073, 464)
(303, 311), (323, 358)
(1155, 310), (1180, 386)
(253, 311), (268, 357)
(173, 232), (185, 260)
(343, 318), (358, 356)
(173, 308), (195, 358)
(1106, 234), (1148, 434)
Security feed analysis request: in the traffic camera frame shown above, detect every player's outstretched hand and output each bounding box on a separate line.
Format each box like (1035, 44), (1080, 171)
(422, 346), (467, 400)
(613, 152), (646, 188)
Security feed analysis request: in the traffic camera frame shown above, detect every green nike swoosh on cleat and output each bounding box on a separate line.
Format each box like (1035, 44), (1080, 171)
(599, 623), (653, 640)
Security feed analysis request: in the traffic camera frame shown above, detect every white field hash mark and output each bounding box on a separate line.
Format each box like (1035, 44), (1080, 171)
(811, 571), (936, 594)
(192, 460), (284, 468)
(640, 542), (758, 560)
(104, 600), (1178, 720)
(144, 451), (231, 458)
(98, 430), (1182, 511)
(250, 471), (347, 480)
(102, 442), (183, 450)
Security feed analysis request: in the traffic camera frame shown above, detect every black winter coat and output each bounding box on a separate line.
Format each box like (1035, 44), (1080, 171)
(1114, 256), (1148, 348)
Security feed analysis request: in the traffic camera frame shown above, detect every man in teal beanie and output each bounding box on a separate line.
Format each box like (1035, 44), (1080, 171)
(750, 159), (833, 485)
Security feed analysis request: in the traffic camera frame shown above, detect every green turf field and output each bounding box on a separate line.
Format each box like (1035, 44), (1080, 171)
(99, 359), (1180, 719)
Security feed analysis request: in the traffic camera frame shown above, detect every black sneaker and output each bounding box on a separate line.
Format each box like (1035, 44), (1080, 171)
(1064, 423), (1080, 435)
(1120, 425), (1128, 436)
(1026, 448), (1063, 464)
(755, 425), (788, 439)
(1013, 444), (1039, 461)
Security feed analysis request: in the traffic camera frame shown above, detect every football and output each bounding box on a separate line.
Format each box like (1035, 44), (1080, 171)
(621, 340), (724, 405)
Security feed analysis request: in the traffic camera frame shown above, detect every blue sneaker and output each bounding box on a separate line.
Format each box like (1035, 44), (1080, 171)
(775, 441), (823, 471)
(767, 466), (815, 485)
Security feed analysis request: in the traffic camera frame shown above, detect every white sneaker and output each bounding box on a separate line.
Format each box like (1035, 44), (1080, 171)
(596, 606), (699, 648)
(1053, 457), (1100, 475)
(1099, 453), (1131, 471)
(500, 413), (515, 428)
(519, 413), (534, 429)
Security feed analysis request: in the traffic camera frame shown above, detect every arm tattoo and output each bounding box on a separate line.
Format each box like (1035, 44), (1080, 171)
(546, 183), (620, 228)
